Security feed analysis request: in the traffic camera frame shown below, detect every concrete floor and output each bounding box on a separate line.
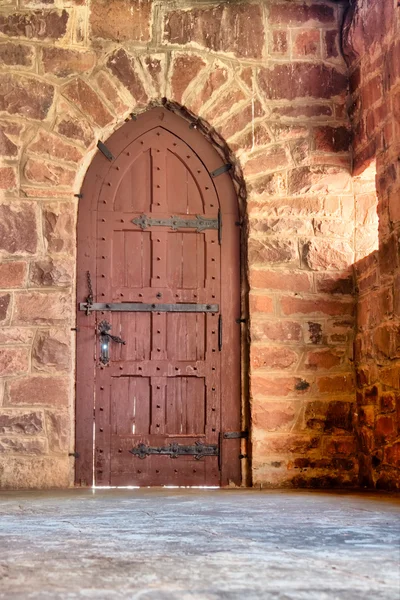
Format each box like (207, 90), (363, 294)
(0, 489), (399, 599)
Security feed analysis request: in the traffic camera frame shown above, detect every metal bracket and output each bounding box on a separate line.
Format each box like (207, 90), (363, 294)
(210, 163), (232, 178)
(97, 140), (115, 161)
(132, 214), (218, 232)
(79, 302), (219, 313)
(68, 452), (80, 459)
(223, 431), (249, 439)
(129, 441), (219, 460)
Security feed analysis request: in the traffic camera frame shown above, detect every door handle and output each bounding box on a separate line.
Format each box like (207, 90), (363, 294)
(98, 320), (125, 365)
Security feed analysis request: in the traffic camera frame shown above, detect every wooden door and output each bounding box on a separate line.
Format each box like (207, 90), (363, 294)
(76, 108), (241, 487)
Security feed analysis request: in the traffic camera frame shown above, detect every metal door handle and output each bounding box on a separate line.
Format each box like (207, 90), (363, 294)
(98, 320), (125, 365)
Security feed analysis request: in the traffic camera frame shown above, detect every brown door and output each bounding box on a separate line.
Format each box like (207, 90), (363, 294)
(76, 108), (241, 487)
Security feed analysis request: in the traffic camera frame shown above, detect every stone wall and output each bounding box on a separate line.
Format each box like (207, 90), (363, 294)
(344, 0), (400, 490)
(0, 0), (358, 489)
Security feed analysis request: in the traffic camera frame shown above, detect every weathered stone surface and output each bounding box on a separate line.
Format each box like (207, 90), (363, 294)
(305, 400), (353, 433)
(269, 30), (288, 55)
(24, 158), (75, 188)
(251, 217), (313, 236)
(107, 49), (148, 105)
(28, 130), (83, 163)
(248, 239), (298, 265)
(288, 166), (352, 195)
(0, 456), (70, 489)
(251, 346), (299, 370)
(0, 74), (54, 119)
(164, 4), (264, 59)
(244, 146), (289, 175)
(302, 240), (353, 271)
(293, 30), (321, 57)
(249, 294), (274, 314)
(252, 401), (298, 432)
(90, 0), (152, 42)
(0, 122), (22, 157)
(32, 329), (71, 372)
(45, 410), (69, 452)
(42, 47), (96, 77)
(13, 292), (71, 325)
(0, 166), (16, 189)
(269, 3), (335, 25)
(258, 64), (347, 100)
(29, 257), (74, 287)
(188, 65), (228, 114)
(0, 293), (11, 321)
(315, 126), (351, 153)
(250, 269), (312, 292)
(0, 261), (26, 288)
(305, 349), (343, 371)
(317, 374), (354, 394)
(94, 71), (129, 115)
(0, 347), (29, 375)
(0, 327), (33, 345)
(281, 296), (354, 317)
(230, 124), (272, 153)
(55, 101), (94, 147)
(316, 273), (354, 295)
(0, 41), (33, 66)
(0, 438), (46, 454)
(8, 376), (69, 406)
(0, 203), (37, 255)
(252, 375), (311, 398)
(251, 320), (302, 343)
(0, 10), (69, 40)
(255, 434), (319, 455)
(140, 54), (166, 96)
(42, 203), (74, 253)
(170, 54), (206, 104)
(62, 79), (113, 127)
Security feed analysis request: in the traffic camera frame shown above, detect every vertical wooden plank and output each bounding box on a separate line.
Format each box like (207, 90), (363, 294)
(133, 377), (151, 435)
(150, 378), (166, 435)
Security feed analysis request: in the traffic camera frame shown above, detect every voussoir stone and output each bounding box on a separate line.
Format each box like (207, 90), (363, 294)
(107, 49), (148, 105)
(32, 329), (71, 372)
(0, 74), (54, 120)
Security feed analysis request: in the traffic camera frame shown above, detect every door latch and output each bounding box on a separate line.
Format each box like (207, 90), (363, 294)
(98, 320), (125, 365)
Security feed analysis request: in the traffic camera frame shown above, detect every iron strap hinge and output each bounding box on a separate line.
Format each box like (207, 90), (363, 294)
(210, 163), (232, 178)
(223, 431), (249, 440)
(79, 302), (219, 313)
(97, 140), (115, 161)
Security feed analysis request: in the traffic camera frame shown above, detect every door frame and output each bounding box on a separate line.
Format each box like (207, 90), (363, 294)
(74, 106), (248, 487)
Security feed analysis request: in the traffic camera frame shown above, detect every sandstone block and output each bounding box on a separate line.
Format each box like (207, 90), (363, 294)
(0, 74), (54, 120)
(43, 203), (74, 253)
(269, 3), (335, 25)
(314, 126), (351, 153)
(251, 346), (299, 370)
(293, 30), (321, 57)
(251, 320), (302, 343)
(0, 10), (69, 40)
(252, 375), (311, 397)
(0, 41), (34, 67)
(322, 436), (356, 456)
(204, 86), (247, 122)
(28, 130), (83, 163)
(302, 239), (353, 271)
(248, 239), (298, 265)
(187, 65), (228, 114)
(244, 146), (289, 176)
(247, 172), (287, 197)
(0, 347), (29, 375)
(0, 261), (27, 288)
(24, 158), (75, 188)
(269, 30), (288, 55)
(56, 106), (94, 147)
(0, 293), (10, 321)
(384, 442), (400, 467)
(94, 72), (129, 115)
(170, 54), (206, 104)
(0, 456), (71, 489)
(32, 329), (71, 372)
(288, 166), (351, 195)
(45, 410), (69, 453)
(0, 122), (21, 157)
(90, 0), (152, 42)
(281, 296), (354, 317)
(42, 47), (96, 77)
(164, 4), (264, 59)
(29, 257), (74, 287)
(258, 64), (347, 101)
(250, 269), (311, 292)
(13, 291), (71, 325)
(255, 434), (320, 455)
(249, 294), (274, 314)
(107, 49), (148, 106)
(62, 79), (113, 127)
(0, 327), (34, 345)
(375, 415), (396, 438)
(252, 400), (298, 432)
(0, 166), (17, 190)
(217, 100), (264, 140)
(8, 376), (70, 406)
(0, 438), (47, 455)
(317, 374), (354, 394)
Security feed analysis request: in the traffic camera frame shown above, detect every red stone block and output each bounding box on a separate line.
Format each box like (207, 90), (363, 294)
(314, 126), (351, 153)
(24, 158), (75, 188)
(0, 10), (69, 40)
(107, 49), (148, 106)
(384, 442), (400, 467)
(248, 239), (298, 265)
(90, 0), (152, 42)
(0, 410), (43, 435)
(293, 30), (321, 57)
(28, 130), (83, 163)
(0, 262), (27, 288)
(8, 376), (70, 407)
(46, 410), (69, 453)
(269, 30), (288, 55)
(375, 415), (396, 437)
(252, 375), (311, 397)
(0, 123), (21, 157)
(258, 64), (347, 101)
(0, 42), (33, 67)
(249, 294), (274, 314)
(271, 104), (333, 119)
(32, 329), (71, 373)
(361, 75), (382, 111)
(0, 203), (37, 255)
(29, 258), (73, 288)
(42, 47), (96, 77)
(281, 296), (354, 317)
(269, 3), (335, 25)
(317, 374), (354, 394)
(217, 100), (264, 140)
(43, 203), (75, 254)
(251, 320), (302, 343)
(305, 349), (343, 371)
(0, 166), (16, 190)
(171, 54), (206, 104)
(325, 30), (339, 59)
(164, 4), (264, 59)
(251, 346), (299, 370)
(62, 79), (113, 127)
(250, 269), (312, 292)
(315, 274), (354, 295)
(244, 146), (289, 175)
(0, 293), (11, 322)
(323, 436), (356, 456)
(302, 239), (353, 271)
(252, 401), (297, 432)
(256, 434), (320, 455)
(0, 347), (29, 376)
(188, 66), (228, 114)
(13, 292), (72, 325)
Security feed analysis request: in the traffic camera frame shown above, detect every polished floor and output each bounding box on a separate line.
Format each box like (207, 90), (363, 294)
(0, 488), (399, 599)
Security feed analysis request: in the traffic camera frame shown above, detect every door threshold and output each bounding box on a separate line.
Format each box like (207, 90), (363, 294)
(92, 485), (220, 490)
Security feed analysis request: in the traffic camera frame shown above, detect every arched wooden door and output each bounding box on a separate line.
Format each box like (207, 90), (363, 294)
(75, 108), (241, 487)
